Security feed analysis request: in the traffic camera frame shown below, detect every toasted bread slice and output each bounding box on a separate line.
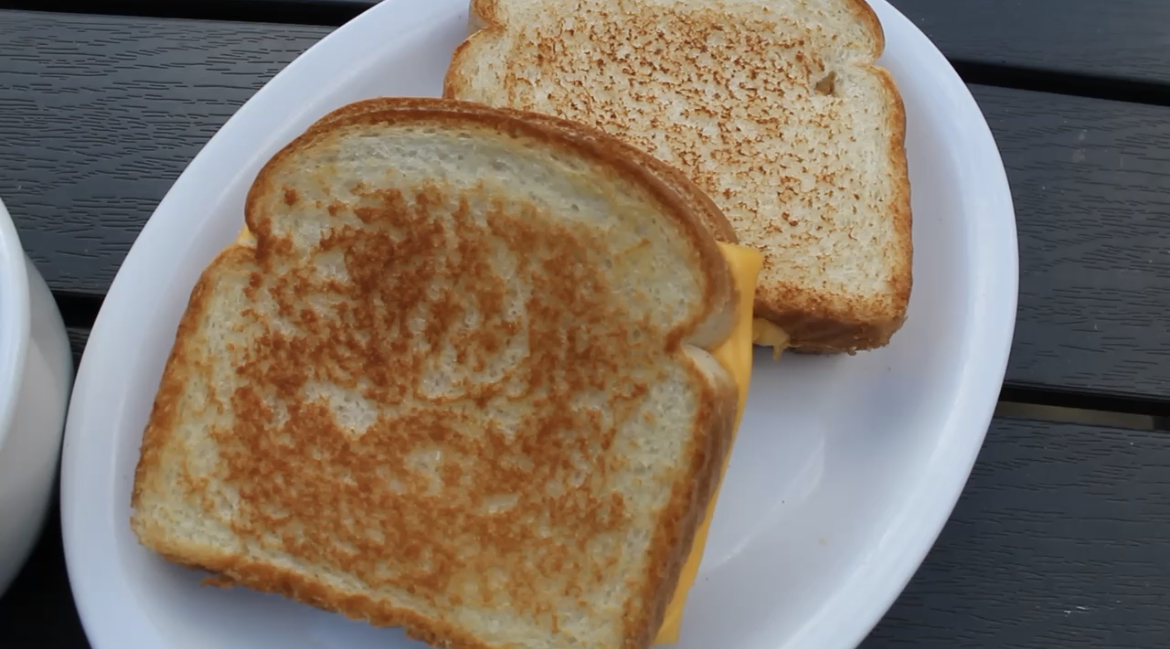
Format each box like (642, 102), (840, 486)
(444, 0), (913, 352)
(131, 97), (741, 649)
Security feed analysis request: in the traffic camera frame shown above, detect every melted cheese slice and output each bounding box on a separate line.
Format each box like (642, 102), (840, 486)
(236, 225), (256, 247)
(752, 318), (791, 360)
(235, 225), (776, 642)
(654, 242), (765, 644)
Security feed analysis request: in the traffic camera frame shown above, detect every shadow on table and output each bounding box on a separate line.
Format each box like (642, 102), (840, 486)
(0, 493), (89, 649)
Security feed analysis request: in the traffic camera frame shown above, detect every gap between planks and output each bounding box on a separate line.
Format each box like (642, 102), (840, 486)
(0, 0), (367, 26)
(954, 61), (1170, 109)
(55, 287), (1170, 430)
(995, 402), (1165, 433)
(7, 2), (1170, 107)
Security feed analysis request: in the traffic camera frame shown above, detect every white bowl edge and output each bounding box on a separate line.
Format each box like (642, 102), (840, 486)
(0, 198), (74, 595)
(0, 197), (30, 455)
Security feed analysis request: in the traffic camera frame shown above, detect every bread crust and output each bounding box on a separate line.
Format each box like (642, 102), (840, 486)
(845, 0), (885, 59)
(752, 62), (911, 354)
(309, 98), (739, 245)
(132, 97), (741, 649)
(130, 244), (242, 517)
(247, 97), (737, 344)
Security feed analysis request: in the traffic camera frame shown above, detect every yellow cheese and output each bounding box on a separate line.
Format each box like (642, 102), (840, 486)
(236, 225), (256, 247)
(751, 318), (791, 360)
(654, 242), (764, 645)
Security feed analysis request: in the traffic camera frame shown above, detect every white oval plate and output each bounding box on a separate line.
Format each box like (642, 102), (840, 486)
(61, 1), (1017, 648)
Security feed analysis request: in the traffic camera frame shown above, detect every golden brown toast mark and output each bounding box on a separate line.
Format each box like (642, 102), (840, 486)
(223, 186), (649, 608)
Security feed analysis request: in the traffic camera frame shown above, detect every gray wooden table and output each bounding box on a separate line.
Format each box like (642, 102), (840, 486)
(0, 1), (1168, 647)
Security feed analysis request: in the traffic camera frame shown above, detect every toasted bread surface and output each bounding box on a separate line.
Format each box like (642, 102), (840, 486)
(444, 0), (912, 352)
(309, 97), (740, 245)
(131, 98), (739, 649)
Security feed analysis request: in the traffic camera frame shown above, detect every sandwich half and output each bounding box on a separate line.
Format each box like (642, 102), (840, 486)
(444, 0), (913, 353)
(131, 97), (763, 649)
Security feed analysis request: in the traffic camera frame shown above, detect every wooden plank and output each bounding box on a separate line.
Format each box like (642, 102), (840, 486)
(14, 1), (1170, 87)
(247, 0), (1170, 94)
(863, 417), (1170, 648)
(888, 0), (1170, 86)
(968, 85), (1170, 405)
(67, 327), (88, 371)
(0, 11), (329, 295)
(124, 0), (1170, 86)
(3, 417), (1167, 648)
(3, 11), (1170, 403)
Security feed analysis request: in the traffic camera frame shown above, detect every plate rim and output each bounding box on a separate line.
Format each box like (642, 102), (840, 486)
(60, 1), (1019, 648)
(783, 3), (1019, 646)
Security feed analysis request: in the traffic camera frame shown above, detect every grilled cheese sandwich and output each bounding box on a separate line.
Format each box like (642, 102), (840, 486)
(132, 97), (759, 649)
(221, 234), (781, 646)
